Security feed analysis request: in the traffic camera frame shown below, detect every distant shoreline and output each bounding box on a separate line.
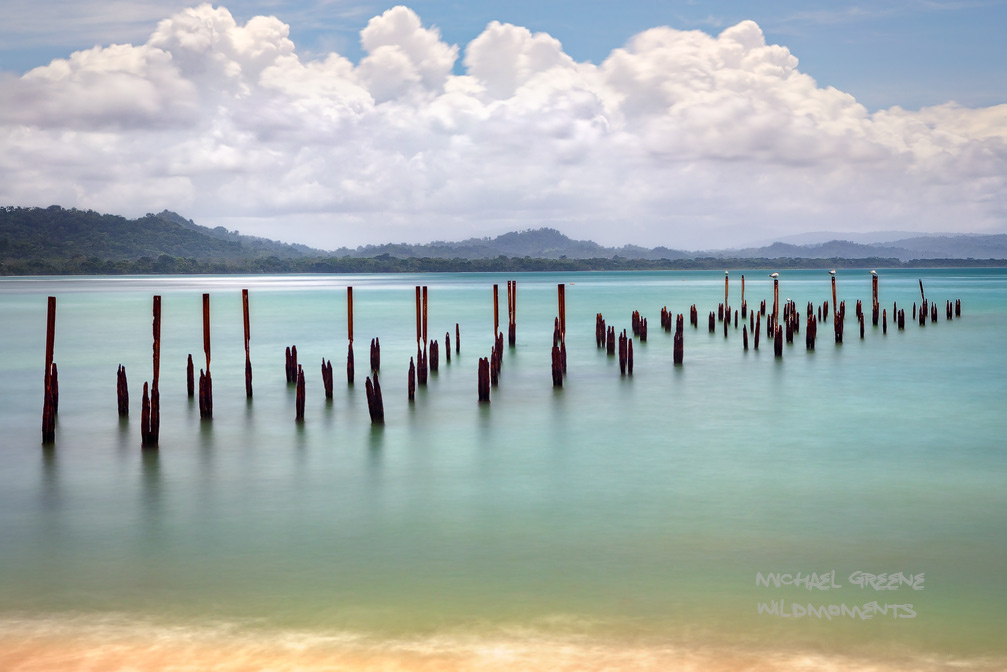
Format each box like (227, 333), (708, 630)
(3, 255), (1006, 276)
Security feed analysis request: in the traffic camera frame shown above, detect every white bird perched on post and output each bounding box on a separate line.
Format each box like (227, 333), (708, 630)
(769, 272), (779, 278)
(829, 270), (836, 275)
(870, 270), (878, 276)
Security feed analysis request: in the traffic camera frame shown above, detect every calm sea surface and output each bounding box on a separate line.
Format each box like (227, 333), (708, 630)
(1, 270), (1005, 670)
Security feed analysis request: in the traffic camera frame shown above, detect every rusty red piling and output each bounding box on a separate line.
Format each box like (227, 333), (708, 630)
(774, 325), (783, 357)
(507, 280), (517, 346)
(456, 323), (460, 354)
(430, 340), (439, 372)
(242, 289), (252, 398)
(871, 273), (879, 326)
(150, 295), (161, 442)
(741, 274), (746, 318)
(42, 296), (56, 443)
(347, 287), (354, 384)
(606, 325), (616, 355)
(754, 313), (761, 350)
(493, 284), (499, 337)
(445, 332), (452, 363)
(627, 339), (633, 375)
(743, 325), (749, 350)
(187, 354), (194, 397)
(883, 309), (888, 334)
(558, 284), (566, 337)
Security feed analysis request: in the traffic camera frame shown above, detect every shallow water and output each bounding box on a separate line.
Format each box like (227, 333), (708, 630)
(1, 270), (1005, 670)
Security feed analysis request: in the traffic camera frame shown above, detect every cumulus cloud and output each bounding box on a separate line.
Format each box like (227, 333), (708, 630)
(0, 3), (1004, 249)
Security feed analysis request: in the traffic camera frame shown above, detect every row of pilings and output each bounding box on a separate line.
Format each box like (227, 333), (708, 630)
(38, 273), (964, 444)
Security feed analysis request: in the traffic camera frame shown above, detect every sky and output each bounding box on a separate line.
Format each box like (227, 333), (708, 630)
(1, 1), (1005, 250)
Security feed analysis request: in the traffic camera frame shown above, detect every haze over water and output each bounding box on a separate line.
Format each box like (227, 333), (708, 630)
(1, 270), (1005, 671)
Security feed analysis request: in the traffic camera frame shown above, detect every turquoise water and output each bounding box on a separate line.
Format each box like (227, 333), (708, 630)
(1, 270), (1005, 670)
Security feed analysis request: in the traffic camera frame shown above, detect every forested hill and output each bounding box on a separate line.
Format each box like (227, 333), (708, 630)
(0, 206), (320, 262)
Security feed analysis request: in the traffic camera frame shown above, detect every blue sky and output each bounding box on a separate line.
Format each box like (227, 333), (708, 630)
(0, 1), (1004, 248)
(4, 0), (1005, 111)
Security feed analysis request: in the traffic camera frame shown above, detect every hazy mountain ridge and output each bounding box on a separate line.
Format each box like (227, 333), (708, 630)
(2, 207), (1005, 270)
(0, 206), (323, 261)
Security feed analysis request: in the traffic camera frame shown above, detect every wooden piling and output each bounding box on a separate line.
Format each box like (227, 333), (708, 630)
(741, 275), (746, 318)
(408, 357), (416, 401)
(607, 325), (616, 355)
(430, 340), (439, 372)
(445, 332), (451, 363)
(150, 295), (161, 443)
(551, 346), (563, 387)
(187, 354), (194, 397)
(754, 313), (761, 350)
(673, 314), (684, 364)
(456, 323), (460, 354)
(774, 325), (783, 357)
(508, 280), (517, 346)
(140, 382), (150, 446)
(370, 338), (380, 373)
(724, 271), (729, 315)
(202, 293), (210, 373)
(422, 286), (428, 345)
(117, 365), (129, 416)
(708, 311), (715, 333)
(347, 287), (354, 384)
(558, 284), (566, 337)
(322, 359), (333, 399)
(872, 274), (879, 326)
(478, 357), (490, 402)
(743, 325), (749, 350)
(493, 284), (499, 337)
(365, 373), (384, 423)
(417, 344), (428, 385)
(295, 365), (305, 421)
(627, 339), (633, 375)
(619, 330), (628, 375)
(883, 309), (888, 334)
(42, 296), (56, 443)
(242, 289), (252, 398)
(773, 277), (779, 327)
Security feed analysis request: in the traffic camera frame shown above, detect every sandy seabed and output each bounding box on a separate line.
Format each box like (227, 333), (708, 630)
(0, 616), (1001, 672)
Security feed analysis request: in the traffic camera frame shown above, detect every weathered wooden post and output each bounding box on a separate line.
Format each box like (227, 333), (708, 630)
(743, 325), (749, 350)
(754, 312), (761, 350)
(347, 287), (354, 384)
(187, 354), (194, 397)
(365, 373), (384, 423)
(149, 295), (161, 442)
(627, 339), (634, 375)
(557, 284), (566, 338)
(772, 273), (779, 330)
(724, 271), (729, 318)
(478, 357), (490, 402)
(741, 274), (747, 318)
(242, 289), (252, 398)
(774, 324), (783, 357)
(295, 365), (305, 421)
(445, 331), (452, 363)
(408, 357), (416, 401)
(117, 365), (129, 416)
(321, 359), (333, 399)
(418, 286), (428, 385)
(199, 294), (212, 420)
(871, 271), (879, 327)
(619, 330), (628, 375)
(430, 340), (439, 372)
(493, 284), (500, 337)
(673, 314), (684, 364)
(370, 338), (380, 373)
(607, 325), (616, 355)
(551, 345), (563, 387)
(508, 280), (517, 346)
(831, 272), (842, 343)
(883, 309), (888, 334)
(41, 296), (57, 443)
(455, 323), (460, 354)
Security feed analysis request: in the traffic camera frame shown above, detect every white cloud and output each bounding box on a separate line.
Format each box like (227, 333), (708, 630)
(1, 3), (1004, 249)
